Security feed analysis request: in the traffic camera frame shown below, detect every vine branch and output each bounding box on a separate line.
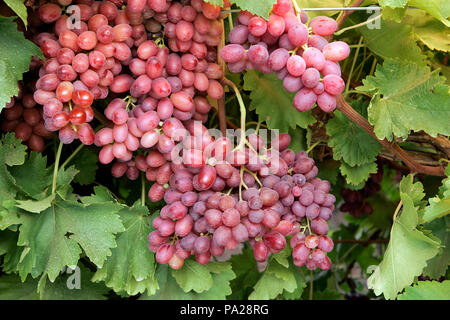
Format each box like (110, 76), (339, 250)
(336, 96), (445, 176)
(336, 0), (365, 28)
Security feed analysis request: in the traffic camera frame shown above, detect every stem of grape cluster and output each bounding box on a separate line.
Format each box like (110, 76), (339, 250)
(141, 173), (146, 207)
(334, 13), (382, 36)
(223, 78), (247, 151)
(309, 270), (314, 300)
(60, 143), (84, 169)
(345, 36), (363, 93)
(51, 141), (63, 195)
(291, 0), (302, 18)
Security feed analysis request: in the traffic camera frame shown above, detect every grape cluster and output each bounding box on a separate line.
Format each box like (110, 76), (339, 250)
(340, 168), (383, 218)
(220, 0), (350, 112)
(31, 0), (226, 149)
(148, 131), (336, 270)
(1, 83), (54, 152)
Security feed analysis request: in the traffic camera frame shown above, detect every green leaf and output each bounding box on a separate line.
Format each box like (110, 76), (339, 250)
(231, 0), (277, 19)
(204, 0), (224, 5)
(4, 0), (28, 28)
(295, 0), (345, 18)
(282, 264), (306, 300)
(249, 260), (297, 300)
(355, 18), (426, 65)
(423, 217), (450, 279)
(399, 174), (425, 206)
(195, 262), (236, 299)
(0, 265), (109, 300)
(16, 192), (124, 285)
(423, 168), (450, 222)
(244, 70), (315, 132)
(382, 6), (407, 22)
(2, 133), (27, 166)
(340, 161), (377, 186)
(145, 262), (235, 300)
(313, 288), (345, 300)
(172, 259), (213, 293)
(379, 0), (408, 8)
(326, 107), (381, 167)
(15, 194), (55, 214)
(316, 159), (340, 186)
(358, 59), (450, 141)
(409, 0), (450, 27)
(72, 148), (98, 185)
(8, 152), (52, 200)
(0, 17), (43, 112)
(367, 190), (440, 299)
(398, 280), (450, 300)
(92, 202), (159, 296)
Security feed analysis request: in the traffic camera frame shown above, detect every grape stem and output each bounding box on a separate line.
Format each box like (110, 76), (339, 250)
(51, 141), (63, 195)
(306, 140), (323, 155)
(334, 13), (382, 36)
(243, 167), (263, 188)
(335, 0), (366, 29)
(291, 0), (302, 19)
(223, 78), (247, 152)
(345, 36), (363, 93)
(309, 270), (314, 300)
(141, 173), (146, 207)
(60, 143), (84, 170)
(336, 96), (446, 176)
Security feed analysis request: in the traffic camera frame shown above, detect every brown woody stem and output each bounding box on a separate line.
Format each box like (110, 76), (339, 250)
(336, 96), (445, 176)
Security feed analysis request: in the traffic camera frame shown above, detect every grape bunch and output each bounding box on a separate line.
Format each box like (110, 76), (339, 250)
(340, 168), (383, 218)
(147, 131), (336, 271)
(220, 0), (350, 112)
(1, 82), (54, 152)
(32, 0), (227, 148)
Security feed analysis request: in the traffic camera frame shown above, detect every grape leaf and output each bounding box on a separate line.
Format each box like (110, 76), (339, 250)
(340, 161), (378, 186)
(2, 133), (27, 166)
(71, 147), (98, 185)
(172, 259), (213, 293)
(4, 0), (28, 28)
(367, 180), (440, 300)
(381, 6), (407, 22)
(409, 0), (450, 27)
(354, 17), (426, 65)
(0, 17), (43, 112)
(282, 264), (306, 300)
(0, 229), (17, 256)
(92, 201), (159, 296)
(231, 0), (277, 19)
(358, 59), (450, 141)
(0, 265), (109, 300)
(404, 11), (450, 52)
(423, 167), (450, 223)
(195, 262), (236, 299)
(296, 0), (345, 18)
(0, 135), (21, 209)
(204, 0), (224, 5)
(145, 262), (235, 300)
(423, 217), (450, 279)
(397, 280), (450, 300)
(249, 260), (297, 300)
(15, 194), (56, 214)
(8, 152), (52, 200)
(16, 190), (124, 287)
(399, 174), (426, 206)
(244, 70), (315, 133)
(379, 0), (408, 8)
(326, 107), (381, 167)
